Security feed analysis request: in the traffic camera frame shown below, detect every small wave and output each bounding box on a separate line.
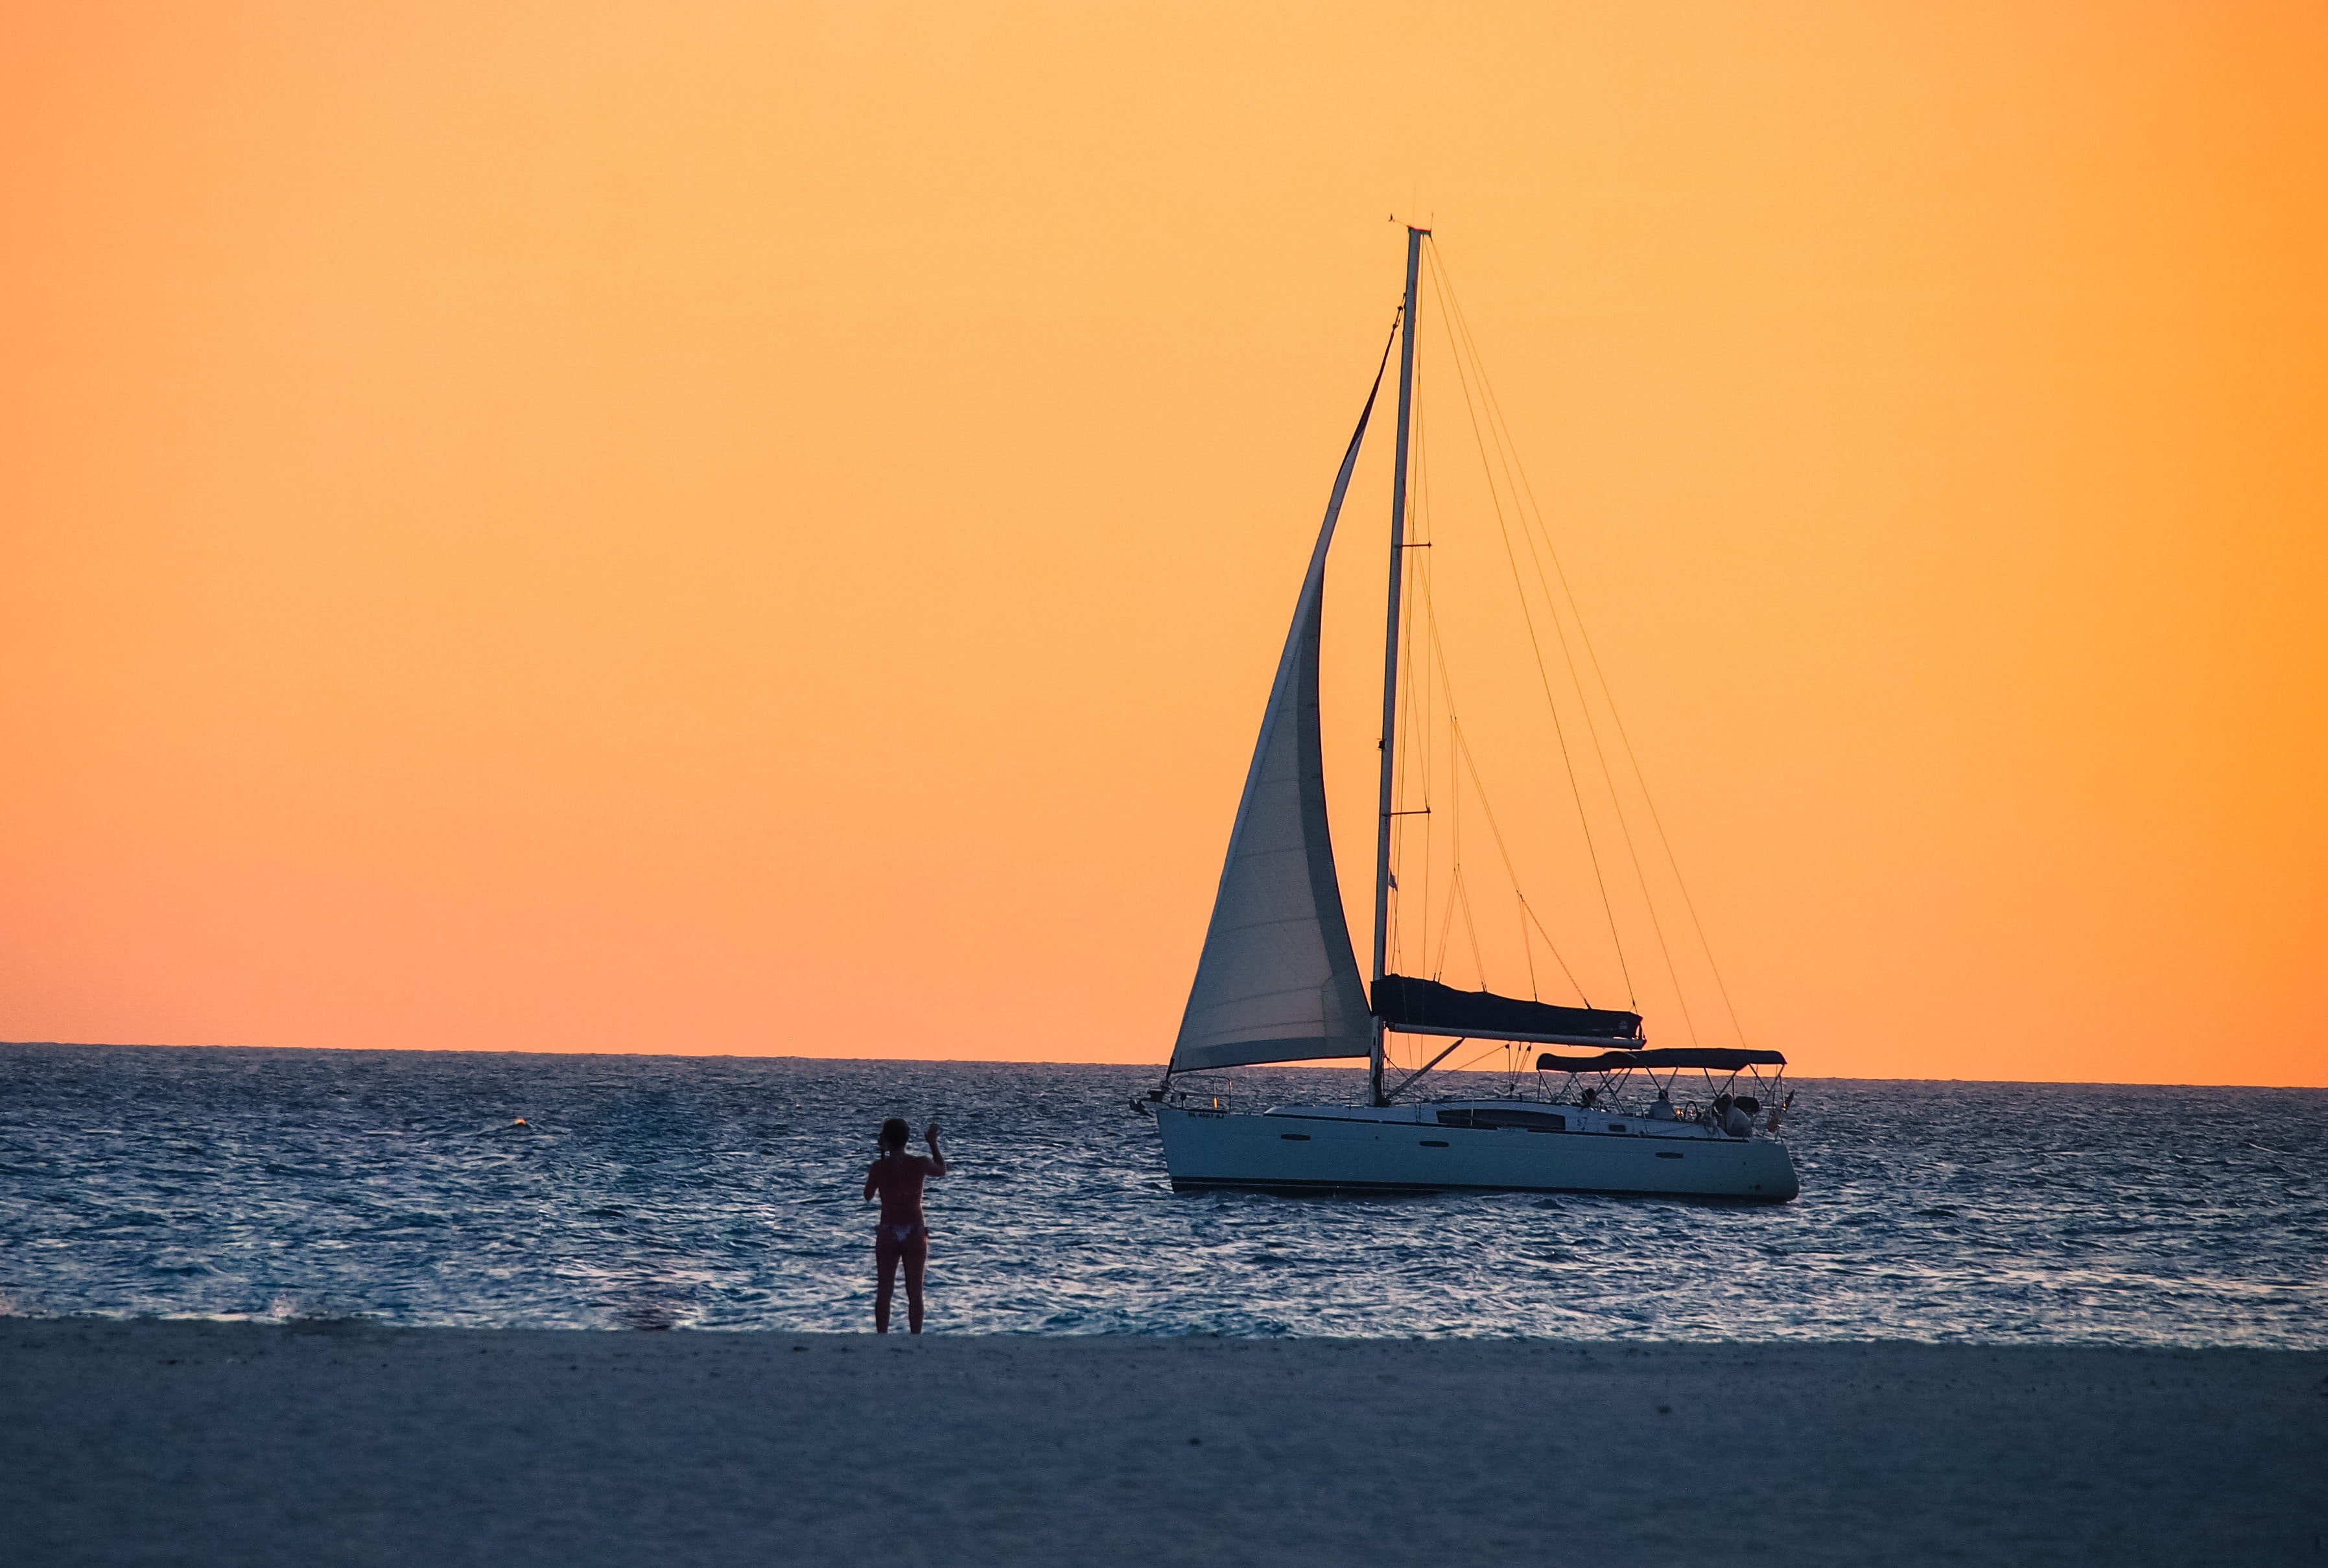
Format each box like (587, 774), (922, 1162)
(2, 1048), (2322, 1346)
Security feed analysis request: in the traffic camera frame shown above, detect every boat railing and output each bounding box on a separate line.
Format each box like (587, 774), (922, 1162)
(1523, 1060), (1795, 1140)
(1151, 1075), (1241, 1115)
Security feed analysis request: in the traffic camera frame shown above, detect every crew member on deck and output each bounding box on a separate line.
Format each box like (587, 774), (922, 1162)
(864, 1118), (946, 1334)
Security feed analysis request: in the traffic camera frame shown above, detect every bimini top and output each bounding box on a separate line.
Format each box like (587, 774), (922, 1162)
(1535, 1047), (1787, 1073)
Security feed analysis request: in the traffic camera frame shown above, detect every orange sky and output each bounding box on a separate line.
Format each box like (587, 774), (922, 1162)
(3, 1), (2322, 1084)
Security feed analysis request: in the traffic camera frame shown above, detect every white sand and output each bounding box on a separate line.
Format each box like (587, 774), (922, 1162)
(4, 1319), (2323, 1566)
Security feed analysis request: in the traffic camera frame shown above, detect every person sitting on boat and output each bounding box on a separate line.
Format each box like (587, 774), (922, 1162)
(1648, 1090), (1676, 1121)
(864, 1117), (946, 1334)
(1577, 1086), (1599, 1110)
(1722, 1095), (1754, 1138)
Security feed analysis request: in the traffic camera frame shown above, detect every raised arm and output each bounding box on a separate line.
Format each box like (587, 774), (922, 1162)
(924, 1121), (947, 1178)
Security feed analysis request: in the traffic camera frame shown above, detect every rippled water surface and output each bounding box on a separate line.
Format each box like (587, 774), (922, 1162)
(3, 1044), (2322, 1344)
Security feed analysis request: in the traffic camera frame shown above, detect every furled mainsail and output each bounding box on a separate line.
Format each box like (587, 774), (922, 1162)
(1166, 362), (1387, 1075)
(1372, 975), (1642, 1046)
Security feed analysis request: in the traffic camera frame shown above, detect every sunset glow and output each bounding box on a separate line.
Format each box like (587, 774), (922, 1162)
(3, 2), (2322, 1083)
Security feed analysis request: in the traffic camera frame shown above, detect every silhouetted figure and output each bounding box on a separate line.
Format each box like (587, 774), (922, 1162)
(864, 1118), (945, 1333)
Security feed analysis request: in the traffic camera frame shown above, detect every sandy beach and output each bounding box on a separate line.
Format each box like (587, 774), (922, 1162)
(4, 1319), (2322, 1565)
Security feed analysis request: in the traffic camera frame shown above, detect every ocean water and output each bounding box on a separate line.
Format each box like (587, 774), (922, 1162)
(2, 1044), (2321, 1345)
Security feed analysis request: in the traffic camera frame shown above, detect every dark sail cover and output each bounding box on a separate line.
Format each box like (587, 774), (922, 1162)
(1372, 975), (1642, 1044)
(1535, 1046), (1789, 1072)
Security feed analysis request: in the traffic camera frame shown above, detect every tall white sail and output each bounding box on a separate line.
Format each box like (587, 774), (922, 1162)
(1167, 364), (1386, 1074)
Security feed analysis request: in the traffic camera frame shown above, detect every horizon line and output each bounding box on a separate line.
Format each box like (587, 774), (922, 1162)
(3, 1040), (2321, 1092)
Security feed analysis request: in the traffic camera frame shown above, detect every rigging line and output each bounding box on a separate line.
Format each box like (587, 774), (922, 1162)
(1416, 555), (1594, 1007)
(1431, 865), (1463, 981)
(1417, 368), (1443, 978)
(1428, 253), (1702, 1048)
(1434, 679), (1601, 1000)
(1445, 1038), (1511, 1077)
(1437, 728), (1463, 983)
(1441, 699), (1590, 1004)
(1427, 255), (1696, 1048)
(1389, 475), (1415, 976)
(1431, 250), (1744, 1049)
(1418, 242), (1634, 1007)
(1389, 544), (1407, 963)
(1435, 701), (1533, 1004)
(1518, 886), (1539, 1001)
(1455, 830), (1487, 989)
(1427, 248), (1681, 1038)
(1429, 718), (1466, 985)
(1391, 421), (1415, 972)
(1409, 383), (1439, 980)
(1424, 580), (1464, 989)
(1464, 911), (1491, 1000)
(1519, 898), (1588, 1002)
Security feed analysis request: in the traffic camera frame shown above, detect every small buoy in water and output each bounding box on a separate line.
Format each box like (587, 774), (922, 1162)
(511, 1117), (528, 1127)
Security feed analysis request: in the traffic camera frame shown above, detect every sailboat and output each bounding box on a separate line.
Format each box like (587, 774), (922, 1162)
(1140, 227), (1799, 1201)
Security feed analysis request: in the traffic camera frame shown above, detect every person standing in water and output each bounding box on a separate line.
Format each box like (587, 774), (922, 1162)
(863, 1117), (945, 1333)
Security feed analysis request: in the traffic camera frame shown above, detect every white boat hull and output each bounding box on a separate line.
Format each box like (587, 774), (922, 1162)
(1154, 1102), (1798, 1202)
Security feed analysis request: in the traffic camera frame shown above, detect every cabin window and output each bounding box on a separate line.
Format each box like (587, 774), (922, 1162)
(1608, 1123), (1627, 1132)
(1279, 1132), (1311, 1141)
(1420, 1140), (1449, 1147)
(1656, 1151), (1683, 1160)
(1437, 1108), (1566, 1132)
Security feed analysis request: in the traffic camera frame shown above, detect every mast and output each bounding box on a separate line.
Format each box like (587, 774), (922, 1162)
(1371, 224), (1427, 1106)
